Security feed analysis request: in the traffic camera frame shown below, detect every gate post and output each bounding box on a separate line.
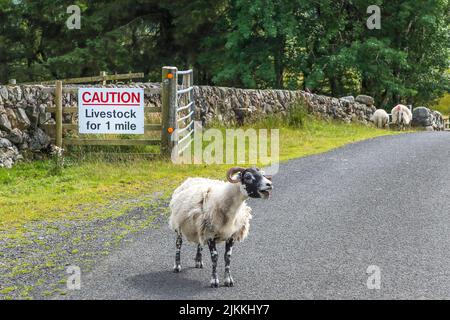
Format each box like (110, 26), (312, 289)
(189, 70), (195, 131)
(161, 66), (178, 156)
(55, 80), (63, 148)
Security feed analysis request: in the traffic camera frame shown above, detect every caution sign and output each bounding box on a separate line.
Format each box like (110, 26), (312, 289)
(78, 88), (144, 134)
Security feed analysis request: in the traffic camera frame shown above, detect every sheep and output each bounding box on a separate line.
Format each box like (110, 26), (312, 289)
(169, 166), (273, 287)
(391, 104), (412, 130)
(370, 109), (389, 128)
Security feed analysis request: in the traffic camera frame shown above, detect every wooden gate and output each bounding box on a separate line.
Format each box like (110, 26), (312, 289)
(42, 67), (194, 157)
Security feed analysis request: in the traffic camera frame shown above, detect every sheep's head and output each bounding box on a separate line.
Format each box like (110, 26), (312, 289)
(227, 167), (273, 199)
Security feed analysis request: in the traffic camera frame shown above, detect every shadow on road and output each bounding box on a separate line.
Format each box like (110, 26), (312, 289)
(126, 269), (210, 299)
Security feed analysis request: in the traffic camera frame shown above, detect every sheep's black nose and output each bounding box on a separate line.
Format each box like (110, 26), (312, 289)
(266, 183), (272, 187)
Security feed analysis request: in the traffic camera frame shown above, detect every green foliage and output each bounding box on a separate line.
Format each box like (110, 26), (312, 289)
(433, 93), (450, 115)
(0, 0), (449, 107)
(286, 99), (309, 129)
(47, 149), (64, 176)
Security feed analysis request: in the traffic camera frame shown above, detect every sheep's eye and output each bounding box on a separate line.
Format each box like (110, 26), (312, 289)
(244, 173), (253, 181)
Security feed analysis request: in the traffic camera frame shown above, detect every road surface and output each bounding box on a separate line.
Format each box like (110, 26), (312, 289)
(64, 132), (450, 299)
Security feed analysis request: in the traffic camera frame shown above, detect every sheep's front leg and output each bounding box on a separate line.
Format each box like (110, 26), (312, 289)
(224, 238), (234, 287)
(207, 239), (219, 287)
(173, 232), (182, 272)
(195, 244), (203, 268)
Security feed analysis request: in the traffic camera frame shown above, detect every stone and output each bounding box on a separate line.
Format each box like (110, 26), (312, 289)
(0, 137), (12, 148)
(340, 96), (355, 103)
(431, 110), (444, 131)
(0, 144), (20, 169)
(25, 104), (40, 127)
(6, 128), (24, 144)
(10, 86), (23, 102)
(40, 112), (51, 125)
(412, 107), (432, 127)
(29, 127), (50, 151)
(264, 103), (273, 113)
(0, 156), (13, 168)
(0, 86), (8, 101)
(5, 108), (18, 128)
(355, 95), (374, 105)
(0, 113), (12, 132)
(15, 108), (31, 129)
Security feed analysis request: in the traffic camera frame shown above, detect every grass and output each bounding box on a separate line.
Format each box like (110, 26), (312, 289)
(433, 92), (450, 115)
(0, 115), (399, 239)
(0, 111), (404, 299)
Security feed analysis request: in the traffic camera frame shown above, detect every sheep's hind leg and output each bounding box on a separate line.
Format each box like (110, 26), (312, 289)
(224, 238), (234, 287)
(207, 239), (219, 287)
(173, 232), (182, 273)
(195, 244), (203, 268)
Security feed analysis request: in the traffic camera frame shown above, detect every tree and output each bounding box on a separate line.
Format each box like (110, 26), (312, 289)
(0, 0), (448, 108)
(201, 0), (299, 89)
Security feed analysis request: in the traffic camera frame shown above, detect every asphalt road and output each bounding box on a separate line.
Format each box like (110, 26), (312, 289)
(64, 132), (450, 299)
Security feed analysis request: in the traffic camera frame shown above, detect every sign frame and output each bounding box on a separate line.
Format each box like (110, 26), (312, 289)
(78, 87), (145, 135)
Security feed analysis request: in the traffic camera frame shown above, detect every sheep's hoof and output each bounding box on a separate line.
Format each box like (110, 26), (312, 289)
(173, 264), (181, 273)
(210, 277), (219, 288)
(195, 261), (204, 268)
(224, 276), (234, 287)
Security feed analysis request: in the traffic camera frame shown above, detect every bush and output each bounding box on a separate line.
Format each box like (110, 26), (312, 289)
(286, 98), (309, 129)
(433, 93), (450, 115)
(47, 146), (65, 176)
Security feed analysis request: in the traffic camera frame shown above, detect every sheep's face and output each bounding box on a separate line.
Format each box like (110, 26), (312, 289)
(239, 168), (273, 199)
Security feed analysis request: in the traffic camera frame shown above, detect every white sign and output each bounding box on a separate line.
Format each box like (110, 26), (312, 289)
(78, 88), (144, 134)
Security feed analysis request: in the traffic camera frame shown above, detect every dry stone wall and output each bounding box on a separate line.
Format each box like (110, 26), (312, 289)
(194, 86), (376, 126)
(0, 82), (376, 168)
(0, 85), (52, 168)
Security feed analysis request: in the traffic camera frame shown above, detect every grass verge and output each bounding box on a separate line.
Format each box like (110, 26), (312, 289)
(0, 117), (398, 239)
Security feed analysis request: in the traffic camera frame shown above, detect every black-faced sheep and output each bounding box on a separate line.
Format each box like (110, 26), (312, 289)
(169, 167), (273, 287)
(391, 104), (412, 130)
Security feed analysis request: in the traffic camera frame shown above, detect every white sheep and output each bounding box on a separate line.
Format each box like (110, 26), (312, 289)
(391, 104), (412, 130)
(371, 109), (389, 128)
(169, 167), (273, 287)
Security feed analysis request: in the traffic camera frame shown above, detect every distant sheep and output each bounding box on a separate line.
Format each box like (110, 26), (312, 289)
(371, 109), (389, 128)
(391, 104), (412, 130)
(169, 167), (273, 287)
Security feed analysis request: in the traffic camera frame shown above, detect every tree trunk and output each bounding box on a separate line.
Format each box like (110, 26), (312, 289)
(329, 76), (342, 97)
(381, 90), (390, 109)
(273, 36), (285, 89)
